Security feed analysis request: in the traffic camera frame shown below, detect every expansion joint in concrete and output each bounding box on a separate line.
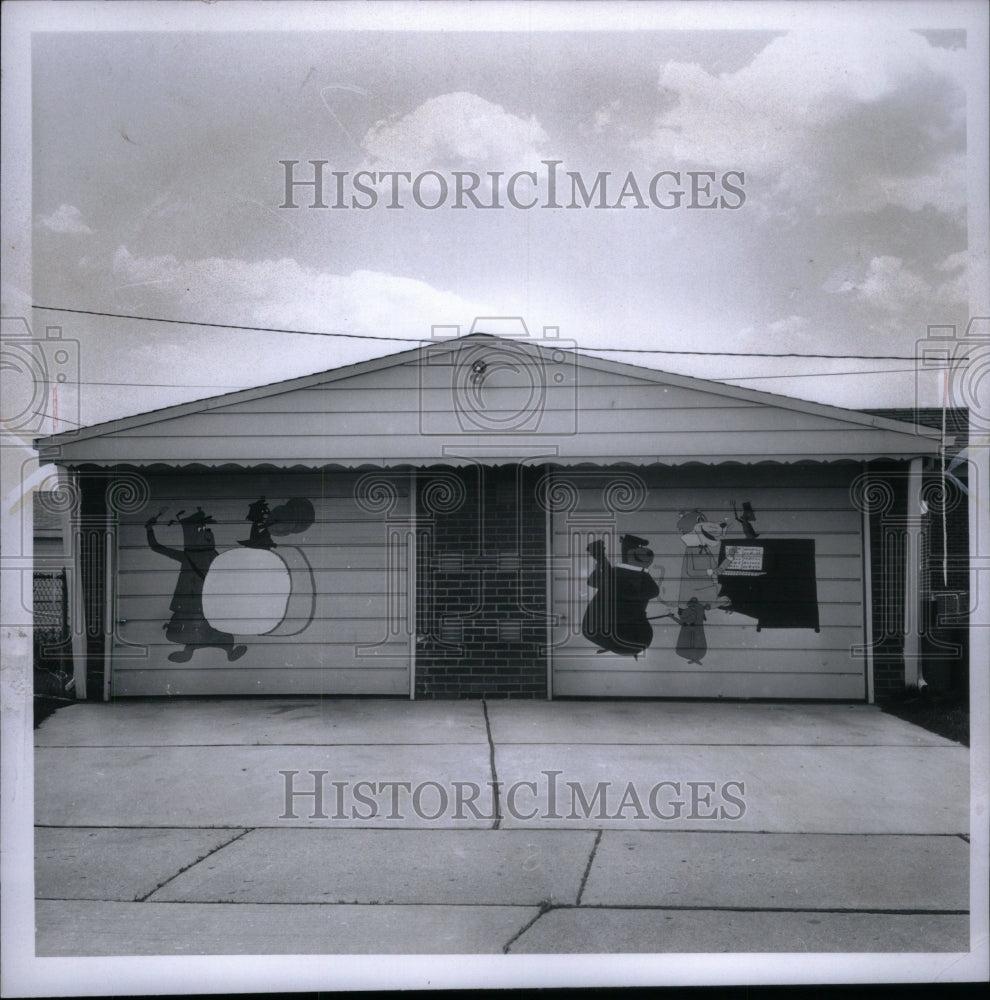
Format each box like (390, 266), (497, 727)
(575, 830), (602, 906)
(502, 899), (554, 953)
(481, 699), (502, 829)
(137, 828), (252, 902)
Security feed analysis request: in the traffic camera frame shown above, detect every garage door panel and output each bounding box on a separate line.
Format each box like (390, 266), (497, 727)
(119, 568), (404, 596)
(111, 473), (411, 696)
(552, 644), (863, 671)
(551, 531), (861, 560)
(111, 665), (410, 697)
(555, 596), (862, 631)
(115, 617), (407, 648)
(118, 539), (399, 569)
(552, 670), (865, 700)
(551, 472), (865, 700)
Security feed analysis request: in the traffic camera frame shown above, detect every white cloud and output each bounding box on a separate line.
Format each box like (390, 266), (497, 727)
(933, 251), (969, 305)
(635, 29), (966, 214)
(853, 256), (928, 313)
(767, 314), (809, 336)
(362, 92), (551, 171)
(110, 247), (491, 337)
(592, 100), (621, 134)
(36, 204), (94, 235)
(845, 254), (967, 314)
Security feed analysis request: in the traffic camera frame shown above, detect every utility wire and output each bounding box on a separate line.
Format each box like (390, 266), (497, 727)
(719, 364), (931, 382)
(56, 379), (255, 389)
(30, 304), (951, 361)
(576, 347), (935, 360)
(31, 305), (422, 345)
(55, 363), (949, 391)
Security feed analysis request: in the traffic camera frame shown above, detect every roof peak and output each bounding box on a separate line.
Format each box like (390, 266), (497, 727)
(35, 330), (942, 454)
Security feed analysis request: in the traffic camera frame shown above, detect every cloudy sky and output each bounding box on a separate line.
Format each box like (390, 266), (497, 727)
(13, 2), (989, 428)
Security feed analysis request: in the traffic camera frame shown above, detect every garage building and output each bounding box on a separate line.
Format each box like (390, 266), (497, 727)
(35, 330), (946, 702)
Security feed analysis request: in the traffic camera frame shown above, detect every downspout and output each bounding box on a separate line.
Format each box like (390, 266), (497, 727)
(545, 465), (553, 701)
(58, 465), (87, 700)
(861, 464), (875, 704)
(409, 468), (417, 700)
(102, 511), (114, 701)
(903, 457), (925, 690)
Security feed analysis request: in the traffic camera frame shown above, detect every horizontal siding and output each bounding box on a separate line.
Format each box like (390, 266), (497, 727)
(111, 472), (412, 696)
(552, 671), (865, 700)
(555, 601), (863, 631)
(115, 615), (410, 648)
(53, 356), (937, 466)
(553, 639), (864, 665)
(550, 469), (865, 700)
(119, 539), (401, 567)
(551, 528), (861, 555)
(105, 402), (924, 438)
(119, 568), (403, 596)
(111, 666), (409, 697)
(194, 382), (758, 415)
(66, 429), (935, 463)
(111, 640), (407, 663)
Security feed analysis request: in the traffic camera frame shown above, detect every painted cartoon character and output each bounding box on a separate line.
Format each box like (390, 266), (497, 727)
(239, 496), (276, 549)
(582, 534), (661, 658)
(672, 509), (734, 665)
(145, 507), (248, 663)
(675, 509), (733, 610)
(672, 504), (767, 662)
(673, 596), (710, 665)
(732, 500), (759, 540)
(239, 496), (316, 550)
(147, 497), (318, 658)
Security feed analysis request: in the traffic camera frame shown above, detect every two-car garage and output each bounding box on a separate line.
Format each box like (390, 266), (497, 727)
(36, 332), (941, 702)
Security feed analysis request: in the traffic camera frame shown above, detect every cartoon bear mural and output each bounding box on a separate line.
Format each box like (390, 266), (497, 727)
(146, 497), (316, 660)
(670, 501), (820, 661)
(675, 509), (734, 611)
(673, 596), (709, 665)
(582, 535), (663, 658)
(670, 509), (736, 665)
(145, 507), (248, 663)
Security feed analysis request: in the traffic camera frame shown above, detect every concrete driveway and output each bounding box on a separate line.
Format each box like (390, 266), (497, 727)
(33, 698), (970, 955)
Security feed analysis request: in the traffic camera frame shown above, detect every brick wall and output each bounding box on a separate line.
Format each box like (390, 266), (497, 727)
(415, 465), (547, 698)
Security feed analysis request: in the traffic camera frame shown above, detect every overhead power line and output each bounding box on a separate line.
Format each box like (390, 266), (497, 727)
(31, 305), (423, 344)
(57, 363), (947, 391)
(578, 346), (946, 360)
(719, 365), (931, 382)
(30, 303), (951, 361)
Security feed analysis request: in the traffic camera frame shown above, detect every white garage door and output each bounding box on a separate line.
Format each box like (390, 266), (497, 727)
(111, 471), (412, 696)
(548, 467), (867, 700)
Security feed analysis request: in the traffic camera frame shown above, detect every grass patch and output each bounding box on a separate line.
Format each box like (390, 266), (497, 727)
(879, 689), (969, 745)
(34, 695), (74, 729)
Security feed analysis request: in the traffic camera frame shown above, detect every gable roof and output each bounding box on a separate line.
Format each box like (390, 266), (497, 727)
(35, 332), (940, 468)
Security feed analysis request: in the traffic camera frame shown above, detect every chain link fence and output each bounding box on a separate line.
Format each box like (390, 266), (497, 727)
(34, 569), (73, 698)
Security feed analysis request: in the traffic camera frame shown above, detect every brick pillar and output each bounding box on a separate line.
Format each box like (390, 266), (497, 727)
(415, 465), (547, 698)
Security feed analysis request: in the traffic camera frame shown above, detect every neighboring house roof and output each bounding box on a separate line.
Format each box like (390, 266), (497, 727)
(35, 332), (941, 468)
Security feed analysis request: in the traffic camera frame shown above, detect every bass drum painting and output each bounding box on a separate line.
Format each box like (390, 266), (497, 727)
(201, 544), (316, 638)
